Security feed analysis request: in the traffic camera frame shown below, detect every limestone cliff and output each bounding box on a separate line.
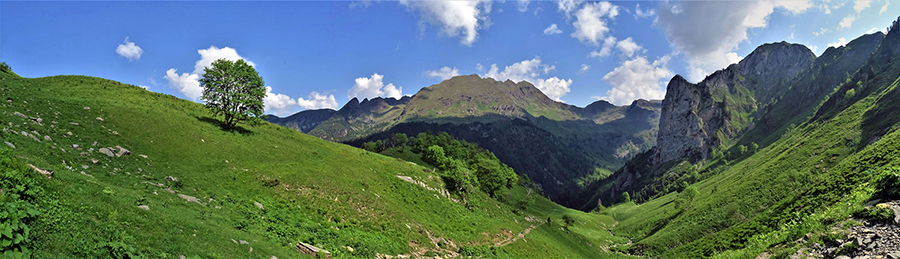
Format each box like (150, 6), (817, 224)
(651, 42), (815, 165)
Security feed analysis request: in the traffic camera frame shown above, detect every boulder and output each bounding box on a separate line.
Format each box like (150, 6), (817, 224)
(115, 146), (130, 157)
(13, 111), (27, 119)
(99, 147), (115, 157)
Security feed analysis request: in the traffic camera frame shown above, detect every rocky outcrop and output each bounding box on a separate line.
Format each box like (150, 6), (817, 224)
(651, 42), (815, 165)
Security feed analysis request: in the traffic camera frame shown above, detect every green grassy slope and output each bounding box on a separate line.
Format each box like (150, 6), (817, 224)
(599, 19), (900, 258)
(0, 71), (631, 258)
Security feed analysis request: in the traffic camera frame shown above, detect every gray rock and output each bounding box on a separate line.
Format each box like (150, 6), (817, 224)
(835, 256), (851, 259)
(651, 42), (814, 166)
(99, 147), (115, 157)
(115, 146), (130, 157)
(4, 142), (14, 149)
(138, 205), (150, 210)
(13, 111), (27, 119)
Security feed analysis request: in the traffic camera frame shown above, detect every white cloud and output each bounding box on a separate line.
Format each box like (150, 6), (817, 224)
(840, 15), (856, 28)
(297, 91), (339, 110)
(600, 55), (672, 105)
(589, 36), (617, 58)
(828, 37), (848, 48)
(483, 57), (572, 101)
(165, 46), (255, 101)
(348, 73), (404, 100)
(116, 37), (143, 61)
(616, 37), (644, 57)
(534, 77), (573, 102)
(813, 27), (829, 36)
(425, 66), (460, 80)
(516, 0), (530, 12)
(476, 63), (484, 72)
(578, 64), (590, 74)
(570, 1), (619, 46)
(634, 3), (655, 18)
(263, 86), (298, 116)
(164, 69), (202, 100)
(854, 0), (871, 12)
(400, 0), (491, 46)
(194, 46), (255, 75)
(543, 24), (562, 35)
(558, 0), (584, 17)
(655, 1), (809, 82)
(349, 0), (373, 8)
(881, 1), (890, 14)
(139, 85), (149, 90)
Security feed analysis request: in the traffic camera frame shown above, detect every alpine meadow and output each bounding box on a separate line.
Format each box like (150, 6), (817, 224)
(3, 1), (900, 259)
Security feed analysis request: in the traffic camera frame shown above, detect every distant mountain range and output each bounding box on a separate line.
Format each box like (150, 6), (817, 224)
(268, 75), (661, 208)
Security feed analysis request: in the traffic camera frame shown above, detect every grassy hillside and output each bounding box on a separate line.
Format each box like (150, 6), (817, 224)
(0, 70), (632, 258)
(598, 19), (900, 258)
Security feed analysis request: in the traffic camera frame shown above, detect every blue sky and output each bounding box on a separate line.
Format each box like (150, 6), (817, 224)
(1, 1), (898, 116)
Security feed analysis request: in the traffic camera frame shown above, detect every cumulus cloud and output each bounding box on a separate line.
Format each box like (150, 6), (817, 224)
(600, 55), (672, 105)
(578, 64), (590, 74)
(558, 0), (584, 17)
(349, 0), (373, 8)
(828, 37), (848, 48)
(348, 73), (404, 100)
(543, 24), (562, 35)
(164, 69), (202, 100)
(854, 0), (871, 12)
(570, 1), (619, 46)
(516, 0), (529, 12)
(194, 46), (255, 74)
(655, 1), (810, 82)
(116, 37), (143, 61)
(476, 63), (484, 72)
(881, 1), (890, 15)
(634, 3), (655, 18)
(589, 36), (617, 58)
(297, 91), (339, 110)
(165, 46), (255, 100)
(483, 57), (572, 101)
(840, 15), (856, 28)
(400, 0), (491, 46)
(263, 86), (299, 116)
(616, 37), (644, 57)
(425, 66), (460, 80)
(813, 27), (829, 36)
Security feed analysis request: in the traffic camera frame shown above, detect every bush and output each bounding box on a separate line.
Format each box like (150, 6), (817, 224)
(845, 88), (856, 100)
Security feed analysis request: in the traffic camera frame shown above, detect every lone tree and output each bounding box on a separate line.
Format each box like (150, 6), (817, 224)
(200, 59), (265, 129)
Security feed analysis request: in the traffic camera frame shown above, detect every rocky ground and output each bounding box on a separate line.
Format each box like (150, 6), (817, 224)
(795, 201), (900, 259)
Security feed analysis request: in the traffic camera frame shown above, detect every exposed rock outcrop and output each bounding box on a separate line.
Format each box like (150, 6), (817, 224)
(651, 42), (815, 165)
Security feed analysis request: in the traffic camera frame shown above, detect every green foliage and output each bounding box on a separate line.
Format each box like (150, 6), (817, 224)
(390, 133), (409, 147)
(845, 88), (856, 100)
(562, 215), (575, 229)
(200, 59), (265, 129)
(620, 192), (630, 203)
(424, 145), (450, 169)
(472, 156), (517, 197)
(0, 62), (11, 74)
(674, 186), (699, 211)
(873, 167), (900, 199)
(750, 142), (759, 153)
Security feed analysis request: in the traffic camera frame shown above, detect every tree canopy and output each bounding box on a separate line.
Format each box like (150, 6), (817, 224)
(200, 59), (265, 129)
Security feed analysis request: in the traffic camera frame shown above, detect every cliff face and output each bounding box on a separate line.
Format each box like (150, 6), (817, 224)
(651, 42), (815, 165)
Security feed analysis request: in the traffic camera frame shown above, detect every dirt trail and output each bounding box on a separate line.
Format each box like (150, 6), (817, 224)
(494, 224), (538, 247)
